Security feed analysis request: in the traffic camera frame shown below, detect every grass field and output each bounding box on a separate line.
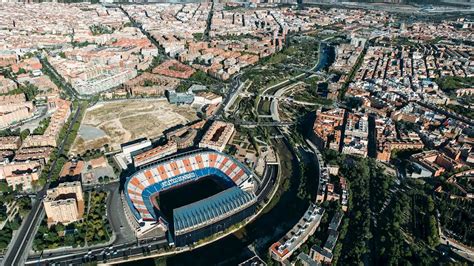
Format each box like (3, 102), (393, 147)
(70, 99), (198, 154)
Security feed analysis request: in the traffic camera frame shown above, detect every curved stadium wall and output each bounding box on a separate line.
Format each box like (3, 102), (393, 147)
(123, 150), (257, 245)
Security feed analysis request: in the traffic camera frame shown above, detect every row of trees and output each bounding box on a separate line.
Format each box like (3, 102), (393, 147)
(38, 101), (85, 185)
(446, 104), (474, 120)
(0, 127), (31, 142)
(338, 44), (367, 100)
(79, 148), (103, 162)
(32, 117), (51, 135)
(296, 161), (319, 201)
(0, 216), (21, 250)
(84, 191), (111, 245)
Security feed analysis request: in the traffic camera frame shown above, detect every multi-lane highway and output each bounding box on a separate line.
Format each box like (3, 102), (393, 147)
(26, 237), (168, 265)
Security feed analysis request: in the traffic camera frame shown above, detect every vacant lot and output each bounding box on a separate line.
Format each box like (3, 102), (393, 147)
(71, 99), (197, 154)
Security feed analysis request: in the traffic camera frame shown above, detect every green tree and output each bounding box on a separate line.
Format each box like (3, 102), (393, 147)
(55, 223), (65, 233)
(0, 181), (12, 193)
(17, 68), (27, 75)
(20, 129), (30, 140)
(427, 216), (439, 247)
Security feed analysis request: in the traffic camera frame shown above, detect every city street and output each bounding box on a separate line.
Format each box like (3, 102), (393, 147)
(0, 2), (472, 266)
(2, 104), (83, 266)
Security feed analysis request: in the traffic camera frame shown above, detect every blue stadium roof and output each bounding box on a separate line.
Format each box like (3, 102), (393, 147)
(173, 187), (256, 233)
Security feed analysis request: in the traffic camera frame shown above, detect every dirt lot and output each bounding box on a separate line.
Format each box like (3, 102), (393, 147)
(70, 99), (198, 154)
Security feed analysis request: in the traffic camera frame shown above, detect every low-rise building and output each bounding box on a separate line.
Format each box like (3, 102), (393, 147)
(121, 138), (152, 163)
(329, 211), (344, 231)
(0, 136), (22, 150)
(22, 98), (71, 149)
(59, 160), (85, 180)
(323, 230), (339, 252)
(199, 121), (235, 152)
(310, 217), (342, 264)
(326, 183), (341, 202)
(269, 204), (324, 262)
(89, 156), (108, 169)
(173, 128), (198, 149)
(410, 150), (463, 177)
(114, 138), (152, 169)
(133, 141), (178, 168)
(165, 122), (204, 150)
(339, 176), (349, 212)
(152, 60), (195, 79)
(81, 156), (113, 185)
(14, 146), (53, 164)
(316, 167), (330, 203)
(0, 94), (35, 128)
(166, 89), (195, 105)
(377, 140), (424, 162)
(124, 73), (179, 97)
(0, 150), (14, 164)
(0, 161), (41, 191)
(312, 108), (345, 151)
(0, 50), (17, 67)
(342, 113), (369, 157)
(310, 245), (333, 264)
(297, 252), (319, 266)
(0, 76), (17, 94)
(193, 91), (222, 106)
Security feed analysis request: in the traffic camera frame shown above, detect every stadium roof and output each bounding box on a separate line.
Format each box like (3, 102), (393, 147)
(173, 187), (255, 233)
(124, 150), (254, 224)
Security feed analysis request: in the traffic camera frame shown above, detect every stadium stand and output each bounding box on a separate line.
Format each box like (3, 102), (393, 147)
(124, 150), (257, 243)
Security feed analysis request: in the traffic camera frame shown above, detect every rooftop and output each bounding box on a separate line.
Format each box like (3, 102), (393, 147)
(173, 186), (256, 234)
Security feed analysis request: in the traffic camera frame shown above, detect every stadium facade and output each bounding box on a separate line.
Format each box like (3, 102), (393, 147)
(123, 150), (257, 246)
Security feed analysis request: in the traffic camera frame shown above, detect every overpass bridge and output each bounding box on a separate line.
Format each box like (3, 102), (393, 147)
(282, 66), (328, 77)
(232, 119), (295, 127)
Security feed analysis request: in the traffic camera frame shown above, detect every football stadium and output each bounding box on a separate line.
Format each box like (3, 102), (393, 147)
(123, 150), (257, 246)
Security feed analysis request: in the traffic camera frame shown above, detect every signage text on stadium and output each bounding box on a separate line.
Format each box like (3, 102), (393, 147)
(161, 172), (196, 189)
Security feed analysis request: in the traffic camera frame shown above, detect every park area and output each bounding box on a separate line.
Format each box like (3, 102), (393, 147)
(70, 99), (198, 154)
